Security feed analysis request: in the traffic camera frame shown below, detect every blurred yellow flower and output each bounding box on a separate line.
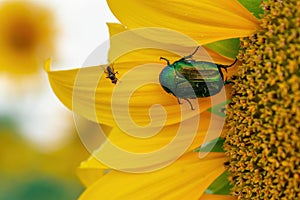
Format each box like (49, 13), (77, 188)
(0, 1), (55, 75)
(45, 0), (262, 199)
(0, 127), (89, 199)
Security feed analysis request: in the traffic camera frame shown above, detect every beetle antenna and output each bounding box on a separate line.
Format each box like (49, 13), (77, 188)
(183, 46), (200, 59)
(160, 57), (170, 65)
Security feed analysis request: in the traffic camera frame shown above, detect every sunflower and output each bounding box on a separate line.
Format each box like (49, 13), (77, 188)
(0, 1), (55, 75)
(224, 1), (300, 199)
(46, 23), (233, 173)
(45, 0), (269, 199)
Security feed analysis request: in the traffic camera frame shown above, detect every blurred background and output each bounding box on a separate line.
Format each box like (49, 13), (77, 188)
(0, 0), (118, 199)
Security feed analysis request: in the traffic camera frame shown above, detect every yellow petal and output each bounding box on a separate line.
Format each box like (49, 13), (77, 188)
(77, 115), (226, 184)
(83, 110), (225, 172)
(46, 43), (229, 127)
(103, 111), (217, 152)
(107, 23), (235, 65)
(46, 60), (191, 126)
(79, 152), (226, 200)
(77, 157), (107, 187)
(107, 0), (260, 45)
(200, 194), (236, 200)
(46, 20), (235, 127)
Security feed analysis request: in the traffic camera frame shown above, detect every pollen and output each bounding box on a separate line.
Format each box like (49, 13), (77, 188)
(224, 0), (300, 199)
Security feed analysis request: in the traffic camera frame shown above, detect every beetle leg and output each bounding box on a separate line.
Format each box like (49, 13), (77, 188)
(177, 98), (182, 104)
(223, 75), (235, 85)
(227, 57), (238, 67)
(184, 98), (194, 110)
(219, 58), (238, 72)
(224, 79), (234, 85)
(220, 107), (226, 115)
(219, 65), (230, 73)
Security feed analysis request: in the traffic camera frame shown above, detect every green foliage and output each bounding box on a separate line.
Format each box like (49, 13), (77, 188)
(195, 137), (225, 153)
(205, 170), (232, 195)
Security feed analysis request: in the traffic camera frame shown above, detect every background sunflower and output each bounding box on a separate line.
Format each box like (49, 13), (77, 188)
(0, 1), (55, 75)
(0, 0), (118, 199)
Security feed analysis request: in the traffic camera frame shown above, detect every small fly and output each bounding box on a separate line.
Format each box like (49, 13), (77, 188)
(105, 65), (118, 84)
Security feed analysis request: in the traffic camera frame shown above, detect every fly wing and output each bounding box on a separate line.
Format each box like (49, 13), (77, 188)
(110, 64), (116, 73)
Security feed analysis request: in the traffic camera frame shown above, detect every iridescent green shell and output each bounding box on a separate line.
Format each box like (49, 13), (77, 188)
(159, 60), (225, 98)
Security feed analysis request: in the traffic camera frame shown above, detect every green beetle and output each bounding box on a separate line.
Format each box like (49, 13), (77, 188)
(159, 47), (237, 110)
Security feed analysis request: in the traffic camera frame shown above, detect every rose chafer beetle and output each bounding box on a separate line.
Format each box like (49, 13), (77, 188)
(159, 47), (237, 110)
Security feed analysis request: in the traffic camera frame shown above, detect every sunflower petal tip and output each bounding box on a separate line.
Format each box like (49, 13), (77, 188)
(44, 58), (52, 72)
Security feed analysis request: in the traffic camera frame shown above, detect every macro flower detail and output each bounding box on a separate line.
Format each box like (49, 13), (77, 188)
(78, 152), (228, 200)
(46, 25), (231, 172)
(45, 0), (264, 199)
(224, 0), (300, 199)
(107, 0), (260, 46)
(0, 1), (55, 75)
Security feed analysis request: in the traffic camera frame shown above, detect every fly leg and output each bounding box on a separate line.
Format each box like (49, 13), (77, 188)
(105, 72), (109, 79)
(102, 66), (109, 78)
